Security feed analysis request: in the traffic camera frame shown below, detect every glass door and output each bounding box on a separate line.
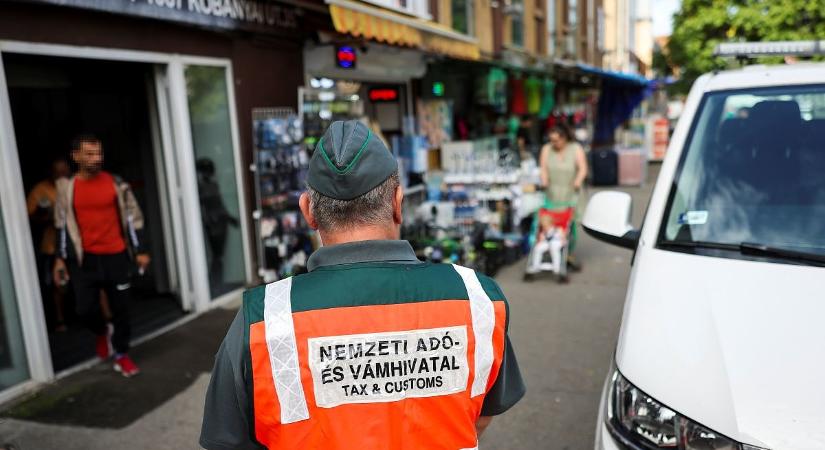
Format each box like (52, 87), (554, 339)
(0, 203), (30, 390)
(152, 65), (199, 311)
(183, 65), (248, 300)
(0, 49), (52, 392)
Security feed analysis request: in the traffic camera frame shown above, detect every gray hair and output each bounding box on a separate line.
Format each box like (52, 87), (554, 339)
(308, 172), (400, 231)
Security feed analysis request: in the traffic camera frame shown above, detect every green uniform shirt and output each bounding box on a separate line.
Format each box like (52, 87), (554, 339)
(200, 240), (525, 450)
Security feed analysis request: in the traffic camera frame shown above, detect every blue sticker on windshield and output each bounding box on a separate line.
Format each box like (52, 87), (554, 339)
(678, 211), (709, 225)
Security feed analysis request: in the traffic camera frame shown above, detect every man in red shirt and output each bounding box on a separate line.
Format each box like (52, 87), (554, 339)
(53, 135), (150, 377)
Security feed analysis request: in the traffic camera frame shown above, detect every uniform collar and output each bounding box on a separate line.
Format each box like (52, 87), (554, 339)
(306, 240), (419, 271)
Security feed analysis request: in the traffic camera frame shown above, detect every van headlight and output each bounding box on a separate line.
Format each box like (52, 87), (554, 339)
(605, 369), (765, 450)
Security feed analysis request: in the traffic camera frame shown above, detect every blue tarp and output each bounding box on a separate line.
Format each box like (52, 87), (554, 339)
(577, 64), (653, 145)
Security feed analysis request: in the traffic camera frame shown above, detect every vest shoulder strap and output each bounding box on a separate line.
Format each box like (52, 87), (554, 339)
(259, 277), (310, 424)
(451, 264), (496, 398)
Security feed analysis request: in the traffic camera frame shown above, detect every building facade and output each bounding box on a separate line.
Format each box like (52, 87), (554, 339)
(601, 0), (652, 75)
(0, 0), (327, 402)
(0, 0), (652, 402)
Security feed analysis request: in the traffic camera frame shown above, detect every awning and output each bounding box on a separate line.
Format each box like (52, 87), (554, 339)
(576, 64), (653, 145)
(576, 63), (650, 88)
(327, 0), (480, 61)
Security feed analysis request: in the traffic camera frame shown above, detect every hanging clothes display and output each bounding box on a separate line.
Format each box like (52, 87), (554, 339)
(508, 115), (521, 139)
(525, 76), (542, 115)
(538, 78), (556, 119)
(510, 75), (527, 116)
(483, 68), (508, 114)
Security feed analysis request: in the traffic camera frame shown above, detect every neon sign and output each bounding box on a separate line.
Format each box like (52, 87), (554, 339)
(336, 46), (357, 69)
(368, 88), (399, 102)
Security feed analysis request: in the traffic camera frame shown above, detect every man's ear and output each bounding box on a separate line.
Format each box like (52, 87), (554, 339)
(299, 192), (319, 230)
(392, 185), (404, 225)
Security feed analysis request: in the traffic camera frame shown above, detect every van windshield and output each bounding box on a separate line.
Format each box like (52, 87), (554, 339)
(659, 84), (825, 261)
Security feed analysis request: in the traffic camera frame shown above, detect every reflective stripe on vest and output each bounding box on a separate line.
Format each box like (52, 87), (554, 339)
(451, 264), (495, 398)
(263, 277), (310, 424)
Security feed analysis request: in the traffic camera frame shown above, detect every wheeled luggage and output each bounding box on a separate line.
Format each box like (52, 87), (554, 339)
(589, 148), (619, 186)
(617, 147), (646, 186)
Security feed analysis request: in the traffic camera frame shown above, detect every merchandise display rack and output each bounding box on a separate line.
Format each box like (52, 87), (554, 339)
(251, 107), (313, 282)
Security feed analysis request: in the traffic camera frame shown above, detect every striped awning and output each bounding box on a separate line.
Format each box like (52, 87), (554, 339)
(423, 33), (481, 61)
(328, 0), (480, 61)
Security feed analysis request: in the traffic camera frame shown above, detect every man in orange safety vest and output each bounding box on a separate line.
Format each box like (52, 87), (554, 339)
(200, 120), (525, 450)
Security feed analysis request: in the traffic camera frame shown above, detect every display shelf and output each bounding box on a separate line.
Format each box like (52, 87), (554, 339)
(474, 189), (515, 201)
(443, 172), (521, 185)
(252, 108), (312, 281)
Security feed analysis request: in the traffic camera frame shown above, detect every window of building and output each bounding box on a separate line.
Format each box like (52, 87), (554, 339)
(451, 0), (473, 35)
(510, 0), (525, 47)
(568, 0), (578, 28)
(564, 0), (578, 58)
(363, 0), (430, 18)
(548, 0), (556, 56)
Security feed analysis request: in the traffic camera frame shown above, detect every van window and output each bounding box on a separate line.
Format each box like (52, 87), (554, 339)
(660, 85), (825, 259)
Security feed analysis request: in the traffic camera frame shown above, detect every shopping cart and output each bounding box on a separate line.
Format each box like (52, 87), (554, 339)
(523, 201), (576, 282)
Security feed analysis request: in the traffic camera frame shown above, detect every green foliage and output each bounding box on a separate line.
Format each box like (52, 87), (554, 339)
(652, 47), (673, 78)
(668, 0), (825, 93)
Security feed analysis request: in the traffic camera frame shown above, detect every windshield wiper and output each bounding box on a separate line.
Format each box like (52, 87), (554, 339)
(659, 240), (825, 266)
(658, 240), (739, 251)
(739, 242), (825, 266)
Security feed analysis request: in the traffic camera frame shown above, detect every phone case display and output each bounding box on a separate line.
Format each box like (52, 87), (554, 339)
(252, 108), (314, 281)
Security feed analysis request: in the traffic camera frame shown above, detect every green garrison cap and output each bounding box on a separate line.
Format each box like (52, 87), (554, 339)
(307, 120), (398, 201)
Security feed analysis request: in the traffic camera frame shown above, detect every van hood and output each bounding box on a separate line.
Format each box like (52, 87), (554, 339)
(616, 249), (825, 450)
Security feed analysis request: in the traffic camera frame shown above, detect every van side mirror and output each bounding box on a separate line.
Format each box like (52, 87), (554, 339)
(582, 191), (640, 250)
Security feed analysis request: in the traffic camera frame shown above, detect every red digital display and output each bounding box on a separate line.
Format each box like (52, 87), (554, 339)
(368, 88), (399, 102)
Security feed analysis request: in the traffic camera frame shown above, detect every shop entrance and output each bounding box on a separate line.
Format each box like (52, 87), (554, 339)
(3, 53), (186, 372)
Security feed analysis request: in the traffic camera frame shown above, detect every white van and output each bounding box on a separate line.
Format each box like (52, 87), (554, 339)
(585, 57), (825, 449)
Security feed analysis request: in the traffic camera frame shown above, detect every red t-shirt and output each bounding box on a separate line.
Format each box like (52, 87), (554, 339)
(73, 171), (127, 255)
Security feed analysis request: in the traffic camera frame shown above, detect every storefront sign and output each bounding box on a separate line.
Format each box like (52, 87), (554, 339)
(368, 88), (399, 102)
(336, 46), (357, 69)
(25, 0), (299, 33)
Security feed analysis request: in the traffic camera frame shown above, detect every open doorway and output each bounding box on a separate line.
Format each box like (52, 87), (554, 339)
(3, 53), (186, 372)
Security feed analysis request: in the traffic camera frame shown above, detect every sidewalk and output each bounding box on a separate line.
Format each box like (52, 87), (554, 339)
(0, 304), (238, 450)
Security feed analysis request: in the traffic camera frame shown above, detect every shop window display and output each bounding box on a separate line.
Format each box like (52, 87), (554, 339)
(451, 0), (473, 35)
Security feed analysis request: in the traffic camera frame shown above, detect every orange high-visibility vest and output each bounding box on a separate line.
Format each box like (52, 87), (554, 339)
(245, 264), (508, 450)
